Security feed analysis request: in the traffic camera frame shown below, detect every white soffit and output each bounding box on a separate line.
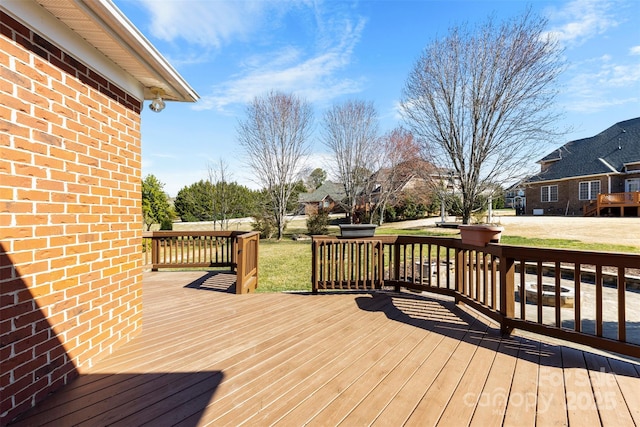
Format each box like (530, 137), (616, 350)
(3, 0), (198, 103)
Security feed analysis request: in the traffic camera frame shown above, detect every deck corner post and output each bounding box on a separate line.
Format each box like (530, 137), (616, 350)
(499, 251), (516, 321)
(500, 319), (514, 336)
(393, 241), (401, 282)
(311, 238), (318, 294)
(455, 248), (464, 303)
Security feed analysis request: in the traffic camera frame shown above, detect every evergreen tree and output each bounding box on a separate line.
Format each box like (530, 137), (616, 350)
(142, 174), (173, 230)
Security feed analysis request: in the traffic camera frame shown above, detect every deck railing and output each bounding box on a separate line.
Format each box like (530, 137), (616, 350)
(598, 191), (640, 206)
(142, 230), (260, 293)
(584, 191), (640, 216)
(311, 238), (384, 291)
(311, 235), (640, 357)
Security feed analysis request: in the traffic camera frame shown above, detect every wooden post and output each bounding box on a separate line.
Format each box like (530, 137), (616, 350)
(455, 248), (464, 301)
(375, 240), (384, 289)
(499, 251), (515, 335)
(236, 237), (245, 294)
(151, 236), (159, 271)
(393, 241), (401, 292)
(235, 232), (259, 294)
(311, 239), (318, 294)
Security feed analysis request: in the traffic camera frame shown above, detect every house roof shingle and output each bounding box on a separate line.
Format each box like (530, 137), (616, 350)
(298, 181), (346, 203)
(527, 117), (640, 183)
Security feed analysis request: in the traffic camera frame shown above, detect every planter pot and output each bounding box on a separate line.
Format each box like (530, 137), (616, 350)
(458, 224), (504, 247)
(339, 224), (378, 238)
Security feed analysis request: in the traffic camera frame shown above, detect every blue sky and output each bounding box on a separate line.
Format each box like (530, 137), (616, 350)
(113, 0), (640, 196)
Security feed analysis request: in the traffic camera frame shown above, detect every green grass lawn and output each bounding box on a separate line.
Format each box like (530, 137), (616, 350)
(257, 239), (311, 293)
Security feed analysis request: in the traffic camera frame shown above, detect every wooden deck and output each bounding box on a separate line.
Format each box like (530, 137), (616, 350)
(11, 271), (640, 426)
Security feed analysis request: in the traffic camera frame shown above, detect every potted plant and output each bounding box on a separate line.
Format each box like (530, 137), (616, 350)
(339, 223), (378, 238)
(458, 224), (503, 246)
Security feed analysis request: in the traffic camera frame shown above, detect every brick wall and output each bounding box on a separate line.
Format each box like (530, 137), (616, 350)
(1, 12), (143, 424)
(525, 178), (605, 215)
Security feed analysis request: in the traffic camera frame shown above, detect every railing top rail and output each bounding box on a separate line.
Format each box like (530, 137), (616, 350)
(312, 234), (639, 265)
(312, 235), (396, 244)
(236, 231), (260, 240)
(598, 191), (640, 202)
(500, 244), (640, 266)
(142, 230), (250, 238)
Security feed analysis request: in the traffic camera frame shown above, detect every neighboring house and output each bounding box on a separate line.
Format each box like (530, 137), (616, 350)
(504, 182), (527, 213)
(300, 161), (441, 218)
(524, 117), (640, 216)
(299, 181), (347, 215)
(1, 1), (197, 423)
(366, 159), (440, 209)
(369, 159), (439, 194)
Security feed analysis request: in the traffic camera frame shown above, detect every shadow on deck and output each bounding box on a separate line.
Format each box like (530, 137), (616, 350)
(10, 271), (640, 426)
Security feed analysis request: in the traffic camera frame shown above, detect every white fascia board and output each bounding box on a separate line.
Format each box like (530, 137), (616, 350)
(2, 0), (144, 100)
(81, 0), (198, 102)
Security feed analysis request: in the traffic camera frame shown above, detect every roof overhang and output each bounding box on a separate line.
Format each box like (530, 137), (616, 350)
(2, 0), (198, 103)
(525, 172), (620, 185)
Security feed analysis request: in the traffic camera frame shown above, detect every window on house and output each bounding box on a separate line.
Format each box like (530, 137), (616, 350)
(541, 185), (558, 202)
(579, 180), (600, 200)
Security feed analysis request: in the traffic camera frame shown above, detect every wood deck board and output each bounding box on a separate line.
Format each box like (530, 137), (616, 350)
(238, 298), (424, 425)
(372, 314), (484, 425)
(94, 292), (323, 372)
(305, 327), (428, 426)
(403, 318), (491, 426)
(10, 271), (640, 427)
(272, 321), (413, 425)
(607, 357), (640, 425)
(337, 313), (455, 425)
(561, 345), (603, 426)
(468, 336), (522, 426)
(202, 295), (397, 425)
(584, 352), (636, 427)
(436, 329), (503, 426)
(535, 342), (568, 426)
(493, 337), (541, 426)
(103, 292), (345, 370)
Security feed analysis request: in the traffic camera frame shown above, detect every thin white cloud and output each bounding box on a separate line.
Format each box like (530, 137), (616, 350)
(565, 96), (638, 113)
(137, 0), (368, 111)
(195, 13), (368, 112)
(139, 0), (272, 47)
(545, 1), (640, 114)
(544, 0), (620, 46)
(564, 56), (640, 113)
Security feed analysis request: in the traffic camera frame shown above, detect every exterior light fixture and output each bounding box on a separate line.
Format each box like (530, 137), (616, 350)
(149, 87), (166, 112)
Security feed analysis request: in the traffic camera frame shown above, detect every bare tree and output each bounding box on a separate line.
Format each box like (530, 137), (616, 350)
(401, 10), (565, 224)
(321, 100), (380, 223)
(238, 91), (313, 240)
(207, 159), (230, 230)
(370, 127), (424, 225)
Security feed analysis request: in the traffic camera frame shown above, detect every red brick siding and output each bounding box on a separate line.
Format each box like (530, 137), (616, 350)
(1, 12), (143, 424)
(525, 176), (630, 215)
